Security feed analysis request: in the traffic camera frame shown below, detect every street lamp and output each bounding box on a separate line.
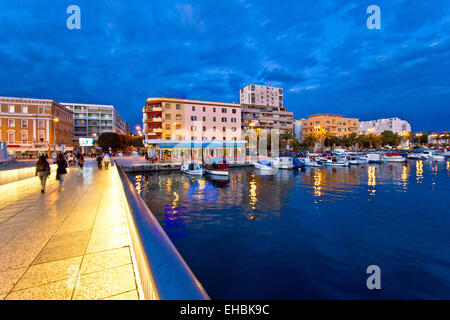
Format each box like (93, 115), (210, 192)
(53, 117), (59, 154)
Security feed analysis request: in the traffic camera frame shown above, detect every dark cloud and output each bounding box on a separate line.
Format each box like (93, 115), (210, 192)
(0, 0), (449, 131)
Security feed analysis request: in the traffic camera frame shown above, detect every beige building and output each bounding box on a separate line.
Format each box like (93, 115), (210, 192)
(240, 84), (283, 107)
(302, 114), (359, 138)
(241, 103), (293, 132)
(0, 96), (74, 156)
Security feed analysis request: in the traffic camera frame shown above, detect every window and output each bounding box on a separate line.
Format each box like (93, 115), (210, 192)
(9, 105), (15, 113)
(176, 114), (182, 120)
(222, 127), (226, 132)
(232, 109), (236, 114)
(8, 132), (15, 143)
(176, 105), (181, 110)
(202, 116), (206, 121)
(231, 118), (236, 123)
(38, 107), (44, 114)
(176, 124), (182, 129)
(38, 131), (45, 142)
(202, 107), (206, 112)
(213, 127), (216, 132)
(191, 116), (197, 121)
(213, 108), (216, 112)
(21, 120), (28, 128)
(21, 131), (28, 143)
(221, 117), (227, 122)
(8, 119), (15, 127)
(232, 127), (237, 132)
(213, 117), (216, 122)
(192, 106), (195, 111)
(165, 114), (171, 120)
(221, 108), (227, 113)
(165, 125), (171, 130)
(203, 126), (206, 131)
(22, 106), (28, 113)
(191, 126), (196, 131)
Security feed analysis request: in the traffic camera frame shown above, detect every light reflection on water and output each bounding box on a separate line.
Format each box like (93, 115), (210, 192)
(130, 160), (450, 299)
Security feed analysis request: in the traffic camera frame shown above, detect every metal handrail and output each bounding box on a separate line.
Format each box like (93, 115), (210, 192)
(115, 163), (210, 300)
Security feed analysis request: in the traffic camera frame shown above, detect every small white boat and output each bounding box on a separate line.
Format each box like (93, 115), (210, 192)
(321, 156), (349, 167)
(367, 153), (382, 163)
(382, 152), (406, 163)
(303, 156), (323, 167)
(431, 152), (446, 161)
(348, 156), (369, 165)
(407, 152), (426, 160)
(253, 160), (278, 174)
(271, 157), (294, 169)
(181, 163), (204, 176)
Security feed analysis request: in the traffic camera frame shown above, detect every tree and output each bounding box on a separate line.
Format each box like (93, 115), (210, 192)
(380, 131), (400, 147)
(317, 128), (331, 152)
(98, 132), (122, 151)
(291, 138), (301, 151)
(302, 133), (319, 150)
(131, 136), (144, 148)
(279, 129), (293, 150)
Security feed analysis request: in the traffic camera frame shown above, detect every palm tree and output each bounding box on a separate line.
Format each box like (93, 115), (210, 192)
(317, 128), (331, 152)
(348, 132), (358, 149)
(279, 129), (293, 150)
(302, 133), (319, 150)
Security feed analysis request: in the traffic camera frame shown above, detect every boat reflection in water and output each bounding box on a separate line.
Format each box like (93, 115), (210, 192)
(129, 160), (450, 299)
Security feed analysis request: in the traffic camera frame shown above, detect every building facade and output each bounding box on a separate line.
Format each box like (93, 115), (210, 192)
(302, 114), (359, 138)
(143, 98), (242, 141)
(240, 84), (283, 107)
(241, 103), (293, 132)
(359, 117), (411, 135)
(61, 103), (129, 144)
(0, 97), (74, 156)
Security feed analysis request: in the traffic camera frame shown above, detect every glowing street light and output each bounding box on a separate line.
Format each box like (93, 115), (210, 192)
(53, 117), (59, 153)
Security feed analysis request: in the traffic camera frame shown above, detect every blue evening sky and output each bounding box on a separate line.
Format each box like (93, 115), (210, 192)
(0, 0), (449, 132)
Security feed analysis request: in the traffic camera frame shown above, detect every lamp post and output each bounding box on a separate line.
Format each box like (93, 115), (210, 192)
(53, 117), (59, 155)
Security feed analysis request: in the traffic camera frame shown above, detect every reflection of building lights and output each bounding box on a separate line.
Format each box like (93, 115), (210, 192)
(313, 169), (322, 197)
(416, 160), (423, 183)
(401, 165), (408, 188)
(368, 166), (376, 196)
(249, 180), (257, 210)
(447, 161), (450, 171)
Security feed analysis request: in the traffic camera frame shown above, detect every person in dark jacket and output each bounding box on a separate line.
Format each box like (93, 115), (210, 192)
(56, 153), (68, 192)
(78, 154), (85, 169)
(96, 155), (103, 169)
(35, 155), (51, 193)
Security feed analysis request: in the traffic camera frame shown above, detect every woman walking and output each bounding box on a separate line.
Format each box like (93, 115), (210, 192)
(56, 153), (68, 192)
(103, 153), (111, 169)
(35, 155), (51, 193)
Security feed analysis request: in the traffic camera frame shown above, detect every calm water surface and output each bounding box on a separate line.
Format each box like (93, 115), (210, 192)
(129, 160), (450, 299)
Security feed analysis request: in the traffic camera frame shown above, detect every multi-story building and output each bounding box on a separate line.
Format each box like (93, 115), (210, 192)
(61, 103), (129, 144)
(0, 96), (73, 156)
(293, 119), (305, 141)
(241, 103), (293, 132)
(143, 98), (242, 141)
(240, 84), (283, 107)
(359, 117), (411, 135)
(302, 114), (359, 138)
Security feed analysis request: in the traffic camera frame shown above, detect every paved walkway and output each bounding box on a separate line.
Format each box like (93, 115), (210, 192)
(0, 161), (140, 300)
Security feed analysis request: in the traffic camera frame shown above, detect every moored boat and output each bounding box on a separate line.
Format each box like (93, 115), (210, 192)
(382, 152), (406, 163)
(271, 157), (295, 169)
(253, 160), (278, 174)
(204, 158), (230, 176)
(181, 163), (204, 176)
(320, 156), (349, 166)
(367, 153), (382, 163)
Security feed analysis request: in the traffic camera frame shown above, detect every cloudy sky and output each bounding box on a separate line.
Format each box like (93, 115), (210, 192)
(0, 0), (449, 132)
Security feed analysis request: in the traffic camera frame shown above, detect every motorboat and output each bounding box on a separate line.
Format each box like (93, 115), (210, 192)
(253, 160), (278, 174)
(204, 158), (230, 176)
(431, 151), (446, 161)
(382, 152), (406, 163)
(271, 157), (295, 169)
(367, 153), (382, 163)
(320, 156), (349, 167)
(348, 155), (369, 165)
(303, 156), (323, 167)
(180, 163), (204, 176)
(407, 151), (426, 160)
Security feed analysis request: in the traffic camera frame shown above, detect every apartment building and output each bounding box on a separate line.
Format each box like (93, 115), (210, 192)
(359, 117), (411, 135)
(0, 96), (73, 156)
(240, 84), (283, 107)
(302, 114), (359, 138)
(61, 103), (129, 144)
(241, 103), (293, 132)
(142, 98), (242, 141)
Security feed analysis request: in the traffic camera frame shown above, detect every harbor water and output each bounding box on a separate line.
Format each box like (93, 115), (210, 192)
(128, 160), (450, 299)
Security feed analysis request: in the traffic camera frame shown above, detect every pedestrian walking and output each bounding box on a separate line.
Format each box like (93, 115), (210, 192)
(79, 154), (85, 169)
(103, 153), (111, 169)
(56, 153), (68, 192)
(35, 155), (51, 193)
(96, 154), (103, 170)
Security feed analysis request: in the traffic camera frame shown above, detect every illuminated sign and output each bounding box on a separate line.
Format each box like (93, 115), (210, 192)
(79, 138), (94, 147)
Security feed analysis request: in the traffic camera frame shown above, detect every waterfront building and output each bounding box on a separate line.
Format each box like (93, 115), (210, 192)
(428, 132), (450, 146)
(61, 102), (129, 144)
(241, 103), (294, 132)
(142, 97), (245, 162)
(293, 119), (305, 141)
(240, 84), (283, 107)
(0, 96), (74, 156)
(359, 117), (411, 135)
(302, 114), (359, 138)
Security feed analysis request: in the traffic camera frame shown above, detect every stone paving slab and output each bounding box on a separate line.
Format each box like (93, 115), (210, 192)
(0, 161), (140, 300)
